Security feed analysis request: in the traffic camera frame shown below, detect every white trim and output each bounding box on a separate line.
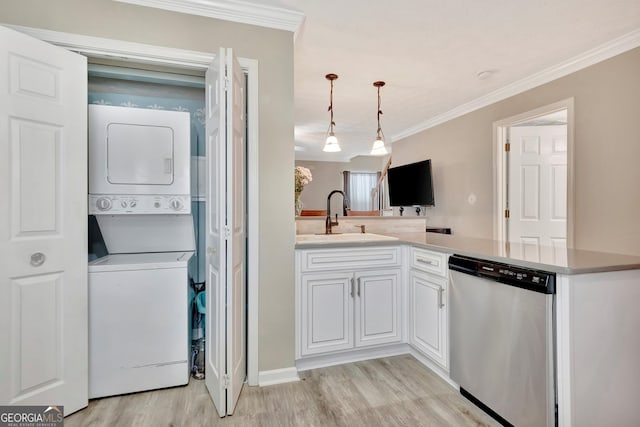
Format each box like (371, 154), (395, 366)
(391, 28), (640, 142)
(295, 343), (410, 372)
(5, 24), (213, 69)
(9, 25), (262, 387)
(257, 367), (300, 386)
(493, 98), (575, 247)
(113, 0), (304, 33)
(555, 275), (572, 427)
(245, 57), (260, 386)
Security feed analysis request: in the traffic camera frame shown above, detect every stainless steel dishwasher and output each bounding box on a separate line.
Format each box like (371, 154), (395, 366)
(449, 255), (556, 427)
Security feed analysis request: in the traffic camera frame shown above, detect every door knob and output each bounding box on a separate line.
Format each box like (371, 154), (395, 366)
(30, 252), (46, 267)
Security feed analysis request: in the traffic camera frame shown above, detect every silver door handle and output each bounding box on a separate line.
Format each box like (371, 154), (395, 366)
(30, 252), (46, 267)
(417, 258), (438, 266)
(350, 277), (355, 298)
(357, 277), (361, 297)
(438, 286), (444, 308)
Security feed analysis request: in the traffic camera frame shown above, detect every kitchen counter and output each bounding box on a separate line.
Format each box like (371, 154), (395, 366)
(296, 231), (640, 274)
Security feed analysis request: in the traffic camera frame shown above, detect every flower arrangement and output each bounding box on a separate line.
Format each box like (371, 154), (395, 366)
(295, 166), (313, 193)
(294, 166), (312, 215)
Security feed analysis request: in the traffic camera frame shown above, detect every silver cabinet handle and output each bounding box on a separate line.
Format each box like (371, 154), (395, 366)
(350, 277), (355, 298)
(357, 277), (361, 297)
(417, 258), (438, 266)
(438, 286), (444, 308)
(30, 252), (46, 267)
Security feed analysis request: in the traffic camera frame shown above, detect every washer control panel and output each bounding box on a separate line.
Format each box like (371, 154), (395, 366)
(89, 195), (191, 214)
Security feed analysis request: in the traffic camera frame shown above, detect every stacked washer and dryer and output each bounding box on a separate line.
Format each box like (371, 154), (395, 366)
(87, 105), (195, 398)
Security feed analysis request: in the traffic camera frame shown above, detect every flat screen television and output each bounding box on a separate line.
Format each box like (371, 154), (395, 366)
(387, 159), (435, 206)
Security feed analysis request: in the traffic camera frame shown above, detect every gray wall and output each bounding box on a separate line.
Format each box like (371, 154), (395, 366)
(0, 0), (295, 371)
(296, 156), (385, 213)
(392, 47), (640, 255)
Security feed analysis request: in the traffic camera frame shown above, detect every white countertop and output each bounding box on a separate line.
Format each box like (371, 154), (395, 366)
(296, 232), (640, 274)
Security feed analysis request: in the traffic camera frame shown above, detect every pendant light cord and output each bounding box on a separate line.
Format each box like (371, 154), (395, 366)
(374, 81), (385, 139)
(328, 78), (335, 132)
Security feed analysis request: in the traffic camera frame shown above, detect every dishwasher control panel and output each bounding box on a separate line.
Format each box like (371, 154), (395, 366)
(449, 255), (556, 294)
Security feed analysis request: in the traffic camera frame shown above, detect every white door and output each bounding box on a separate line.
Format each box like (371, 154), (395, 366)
(354, 269), (402, 347)
(0, 26), (88, 414)
(225, 48), (247, 416)
(205, 47), (247, 417)
(508, 124), (567, 260)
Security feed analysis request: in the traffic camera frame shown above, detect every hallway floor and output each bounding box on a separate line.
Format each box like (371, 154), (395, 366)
(66, 355), (498, 426)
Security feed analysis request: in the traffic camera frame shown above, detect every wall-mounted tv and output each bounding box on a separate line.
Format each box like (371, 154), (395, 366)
(387, 159), (435, 207)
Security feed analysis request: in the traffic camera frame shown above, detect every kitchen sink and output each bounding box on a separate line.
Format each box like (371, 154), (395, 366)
(296, 233), (399, 244)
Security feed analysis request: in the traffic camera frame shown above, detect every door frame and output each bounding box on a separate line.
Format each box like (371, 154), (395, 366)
(492, 98), (575, 248)
(8, 24), (260, 386)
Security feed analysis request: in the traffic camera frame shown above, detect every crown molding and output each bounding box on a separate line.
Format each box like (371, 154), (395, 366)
(391, 28), (640, 142)
(113, 0), (305, 33)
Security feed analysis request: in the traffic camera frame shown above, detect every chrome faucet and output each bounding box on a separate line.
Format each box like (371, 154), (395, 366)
(325, 190), (348, 234)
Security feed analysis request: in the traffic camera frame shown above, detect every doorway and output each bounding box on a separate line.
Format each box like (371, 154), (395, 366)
(494, 99), (575, 260)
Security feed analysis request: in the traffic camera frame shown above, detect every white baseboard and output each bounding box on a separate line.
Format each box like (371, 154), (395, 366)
(296, 343), (410, 372)
(257, 367), (300, 386)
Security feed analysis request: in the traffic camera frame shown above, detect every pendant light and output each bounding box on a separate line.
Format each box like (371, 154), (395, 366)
(370, 81), (388, 156)
(323, 73), (341, 152)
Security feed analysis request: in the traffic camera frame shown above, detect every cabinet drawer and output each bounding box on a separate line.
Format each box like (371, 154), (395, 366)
(410, 247), (448, 277)
(300, 246), (401, 272)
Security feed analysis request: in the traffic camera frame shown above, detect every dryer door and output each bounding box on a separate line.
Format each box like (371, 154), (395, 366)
(107, 122), (174, 185)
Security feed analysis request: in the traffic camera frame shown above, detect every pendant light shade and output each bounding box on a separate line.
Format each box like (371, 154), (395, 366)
(323, 73), (341, 152)
(370, 81), (388, 156)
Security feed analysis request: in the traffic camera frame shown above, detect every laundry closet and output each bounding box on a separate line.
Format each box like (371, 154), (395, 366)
(86, 65), (209, 396)
(0, 25), (250, 416)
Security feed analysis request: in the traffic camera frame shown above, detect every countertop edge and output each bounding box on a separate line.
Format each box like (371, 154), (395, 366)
(295, 233), (640, 275)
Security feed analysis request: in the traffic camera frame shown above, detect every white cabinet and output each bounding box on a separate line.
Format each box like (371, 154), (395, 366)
(297, 246), (403, 358)
(409, 247), (449, 369)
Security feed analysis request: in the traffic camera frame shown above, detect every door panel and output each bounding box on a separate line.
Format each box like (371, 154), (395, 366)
(355, 269), (402, 347)
(225, 47), (246, 416)
(204, 47), (247, 417)
(508, 124), (567, 255)
(301, 272), (354, 355)
(0, 25), (88, 414)
(205, 50), (226, 418)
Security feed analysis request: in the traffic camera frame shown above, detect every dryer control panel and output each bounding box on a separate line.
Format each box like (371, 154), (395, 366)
(89, 194), (191, 215)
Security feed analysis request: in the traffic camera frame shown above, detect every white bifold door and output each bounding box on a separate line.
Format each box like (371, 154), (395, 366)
(0, 26), (88, 414)
(205, 47), (247, 417)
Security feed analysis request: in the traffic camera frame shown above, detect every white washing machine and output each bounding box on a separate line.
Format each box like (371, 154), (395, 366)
(88, 105), (196, 398)
(88, 252), (192, 398)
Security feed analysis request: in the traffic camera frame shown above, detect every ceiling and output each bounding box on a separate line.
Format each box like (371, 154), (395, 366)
(117, 0), (640, 162)
(248, 0), (639, 162)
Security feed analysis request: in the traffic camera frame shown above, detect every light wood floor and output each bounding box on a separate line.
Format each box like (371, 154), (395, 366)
(66, 355), (499, 426)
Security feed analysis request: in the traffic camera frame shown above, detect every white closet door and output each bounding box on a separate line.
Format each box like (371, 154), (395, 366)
(0, 25), (88, 414)
(204, 47), (246, 417)
(224, 47), (247, 415)
(204, 49), (227, 418)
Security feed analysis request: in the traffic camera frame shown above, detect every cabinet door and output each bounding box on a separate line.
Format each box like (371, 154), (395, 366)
(354, 269), (402, 347)
(409, 269), (448, 368)
(300, 272), (354, 356)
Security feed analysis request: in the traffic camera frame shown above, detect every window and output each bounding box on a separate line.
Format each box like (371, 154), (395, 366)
(343, 171), (381, 211)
